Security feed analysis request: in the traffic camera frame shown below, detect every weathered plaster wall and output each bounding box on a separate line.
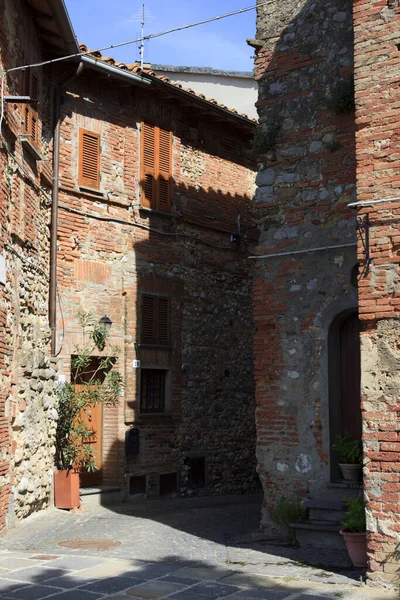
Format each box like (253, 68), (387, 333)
(253, 0), (357, 524)
(55, 71), (259, 498)
(0, 0), (57, 528)
(353, 0), (400, 584)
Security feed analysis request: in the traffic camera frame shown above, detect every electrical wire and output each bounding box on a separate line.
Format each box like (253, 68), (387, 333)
(58, 203), (236, 251)
(4, 2), (269, 76)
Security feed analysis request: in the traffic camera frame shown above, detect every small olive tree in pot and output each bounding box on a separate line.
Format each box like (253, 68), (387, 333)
(54, 311), (122, 509)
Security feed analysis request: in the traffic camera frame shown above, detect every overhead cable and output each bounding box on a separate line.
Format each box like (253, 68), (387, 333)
(4, 2), (270, 75)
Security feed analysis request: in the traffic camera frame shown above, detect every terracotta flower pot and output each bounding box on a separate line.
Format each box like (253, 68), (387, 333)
(339, 463), (362, 483)
(340, 529), (368, 567)
(54, 470), (80, 509)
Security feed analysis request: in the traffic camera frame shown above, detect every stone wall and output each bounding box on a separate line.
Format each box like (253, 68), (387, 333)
(353, 0), (400, 584)
(55, 69), (259, 498)
(0, 0), (58, 528)
(253, 0), (357, 524)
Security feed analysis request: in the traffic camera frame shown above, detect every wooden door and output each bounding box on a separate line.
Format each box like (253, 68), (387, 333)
(78, 395), (103, 487)
(339, 314), (362, 441)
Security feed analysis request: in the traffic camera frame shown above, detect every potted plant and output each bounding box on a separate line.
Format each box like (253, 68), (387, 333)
(54, 311), (122, 509)
(332, 431), (362, 482)
(340, 496), (367, 567)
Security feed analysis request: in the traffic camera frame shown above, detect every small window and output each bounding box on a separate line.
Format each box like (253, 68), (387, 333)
(140, 368), (167, 413)
(141, 294), (170, 345)
(79, 128), (101, 190)
(22, 69), (39, 147)
(129, 475), (146, 495)
(141, 122), (172, 211)
(160, 473), (177, 495)
(186, 456), (206, 490)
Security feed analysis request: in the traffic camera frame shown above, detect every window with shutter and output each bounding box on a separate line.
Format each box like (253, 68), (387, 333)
(22, 69), (39, 146)
(79, 129), (101, 190)
(140, 122), (172, 211)
(141, 294), (170, 345)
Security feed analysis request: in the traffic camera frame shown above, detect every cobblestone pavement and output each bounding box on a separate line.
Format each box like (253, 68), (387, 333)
(0, 494), (396, 600)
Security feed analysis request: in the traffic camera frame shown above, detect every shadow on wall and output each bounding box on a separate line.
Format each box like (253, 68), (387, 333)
(253, 0), (357, 508)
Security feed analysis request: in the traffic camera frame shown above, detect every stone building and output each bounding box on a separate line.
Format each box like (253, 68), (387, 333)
(54, 51), (259, 501)
(0, 0), (259, 529)
(0, 0), (80, 531)
(252, 0), (400, 586)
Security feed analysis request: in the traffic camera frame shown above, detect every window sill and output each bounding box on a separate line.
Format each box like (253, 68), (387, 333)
(21, 138), (42, 161)
(136, 343), (173, 349)
(139, 206), (174, 218)
(79, 186), (106, 198)
(138, 413), (173, 420)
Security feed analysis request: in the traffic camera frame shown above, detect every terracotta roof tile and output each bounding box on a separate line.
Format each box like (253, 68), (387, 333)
(79, 44), (255, 123)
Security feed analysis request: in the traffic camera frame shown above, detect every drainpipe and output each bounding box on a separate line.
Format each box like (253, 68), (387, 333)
(50, 62), (84, 356)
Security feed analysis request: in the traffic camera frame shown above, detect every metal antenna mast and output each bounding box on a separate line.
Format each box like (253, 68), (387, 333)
(140, 3), (145, 68)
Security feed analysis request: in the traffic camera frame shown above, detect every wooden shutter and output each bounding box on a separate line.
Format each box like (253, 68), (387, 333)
(22, 69), (39, 146)
(141, 294), (170, 344)
(157, 127), (172, 212)
(142, 295), (156, 343)
(141, 122), (172, 211)
(157, 297), (170, 344)
(79, 129), (101, 189)
(141, 122), (156, 208)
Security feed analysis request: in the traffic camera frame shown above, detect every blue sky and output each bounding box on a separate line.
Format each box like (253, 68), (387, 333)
(64, 0), (256, 72)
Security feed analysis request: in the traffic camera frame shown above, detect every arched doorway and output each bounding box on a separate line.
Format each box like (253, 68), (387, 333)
(328, 310), (362, 482)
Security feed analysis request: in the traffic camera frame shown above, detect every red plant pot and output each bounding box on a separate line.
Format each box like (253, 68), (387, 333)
(340, 529), (368, 567)
(54, 470), (80, 509)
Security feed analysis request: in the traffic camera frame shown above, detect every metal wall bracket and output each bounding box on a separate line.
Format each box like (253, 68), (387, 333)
(356, 213), (371, 276)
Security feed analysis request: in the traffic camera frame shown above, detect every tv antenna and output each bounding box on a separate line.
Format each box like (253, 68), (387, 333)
(129, 4), (156, 68)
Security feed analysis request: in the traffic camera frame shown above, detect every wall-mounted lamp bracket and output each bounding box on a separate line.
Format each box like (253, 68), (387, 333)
(356, 213), (371, 276)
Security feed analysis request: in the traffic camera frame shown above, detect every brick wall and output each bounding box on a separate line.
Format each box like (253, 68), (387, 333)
(253, 0), (357, 525)
(55, 69), (260, 498)
(0, 0), (58, 529)
(353, 0), (400, 584)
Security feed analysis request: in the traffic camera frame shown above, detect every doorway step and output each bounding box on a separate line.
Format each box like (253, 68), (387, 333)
(80, 486), (122, 506)
(289, 484), (363, 561)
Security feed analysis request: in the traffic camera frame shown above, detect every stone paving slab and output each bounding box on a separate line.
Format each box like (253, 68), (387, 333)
(0, 496), (397, 600)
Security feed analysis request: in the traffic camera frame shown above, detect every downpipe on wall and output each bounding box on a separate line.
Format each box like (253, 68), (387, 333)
(50, 61), (84, 356)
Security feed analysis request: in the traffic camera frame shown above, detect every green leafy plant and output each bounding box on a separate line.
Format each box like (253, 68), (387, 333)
(327, 78), (355, 114)
(332, 431), (362, 464)
(272, 497), (306, 539)
(341, 496), (366, 533)
(55, 311), (122, 472)
(252, 123), (281, 154)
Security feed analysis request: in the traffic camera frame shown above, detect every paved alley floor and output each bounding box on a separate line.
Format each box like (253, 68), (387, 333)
(0, 494), (397, 600)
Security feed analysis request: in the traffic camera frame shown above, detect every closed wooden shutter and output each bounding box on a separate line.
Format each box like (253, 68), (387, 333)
(157, 127), (172, 212)
(141, 122), (172, 211)
(141, 294), (170, 345)
(141, 122), (155, 208)
(22, 69), (39, 146)
(142, 295), (156, 343)
(79, 129), (101, 189)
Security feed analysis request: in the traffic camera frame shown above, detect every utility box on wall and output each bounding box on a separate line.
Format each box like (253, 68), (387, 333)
(125, 428), (140, 456)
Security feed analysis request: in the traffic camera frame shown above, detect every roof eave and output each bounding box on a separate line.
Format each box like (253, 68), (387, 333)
(46, 0), (80, 54)
(81, 56), (151, 86)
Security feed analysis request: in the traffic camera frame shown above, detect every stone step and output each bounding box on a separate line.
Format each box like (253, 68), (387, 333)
(305, 498), (347, 522)
(80, 486), (122, 506)
(290, 520), (346, 549)
(325, 482), (363, 501)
